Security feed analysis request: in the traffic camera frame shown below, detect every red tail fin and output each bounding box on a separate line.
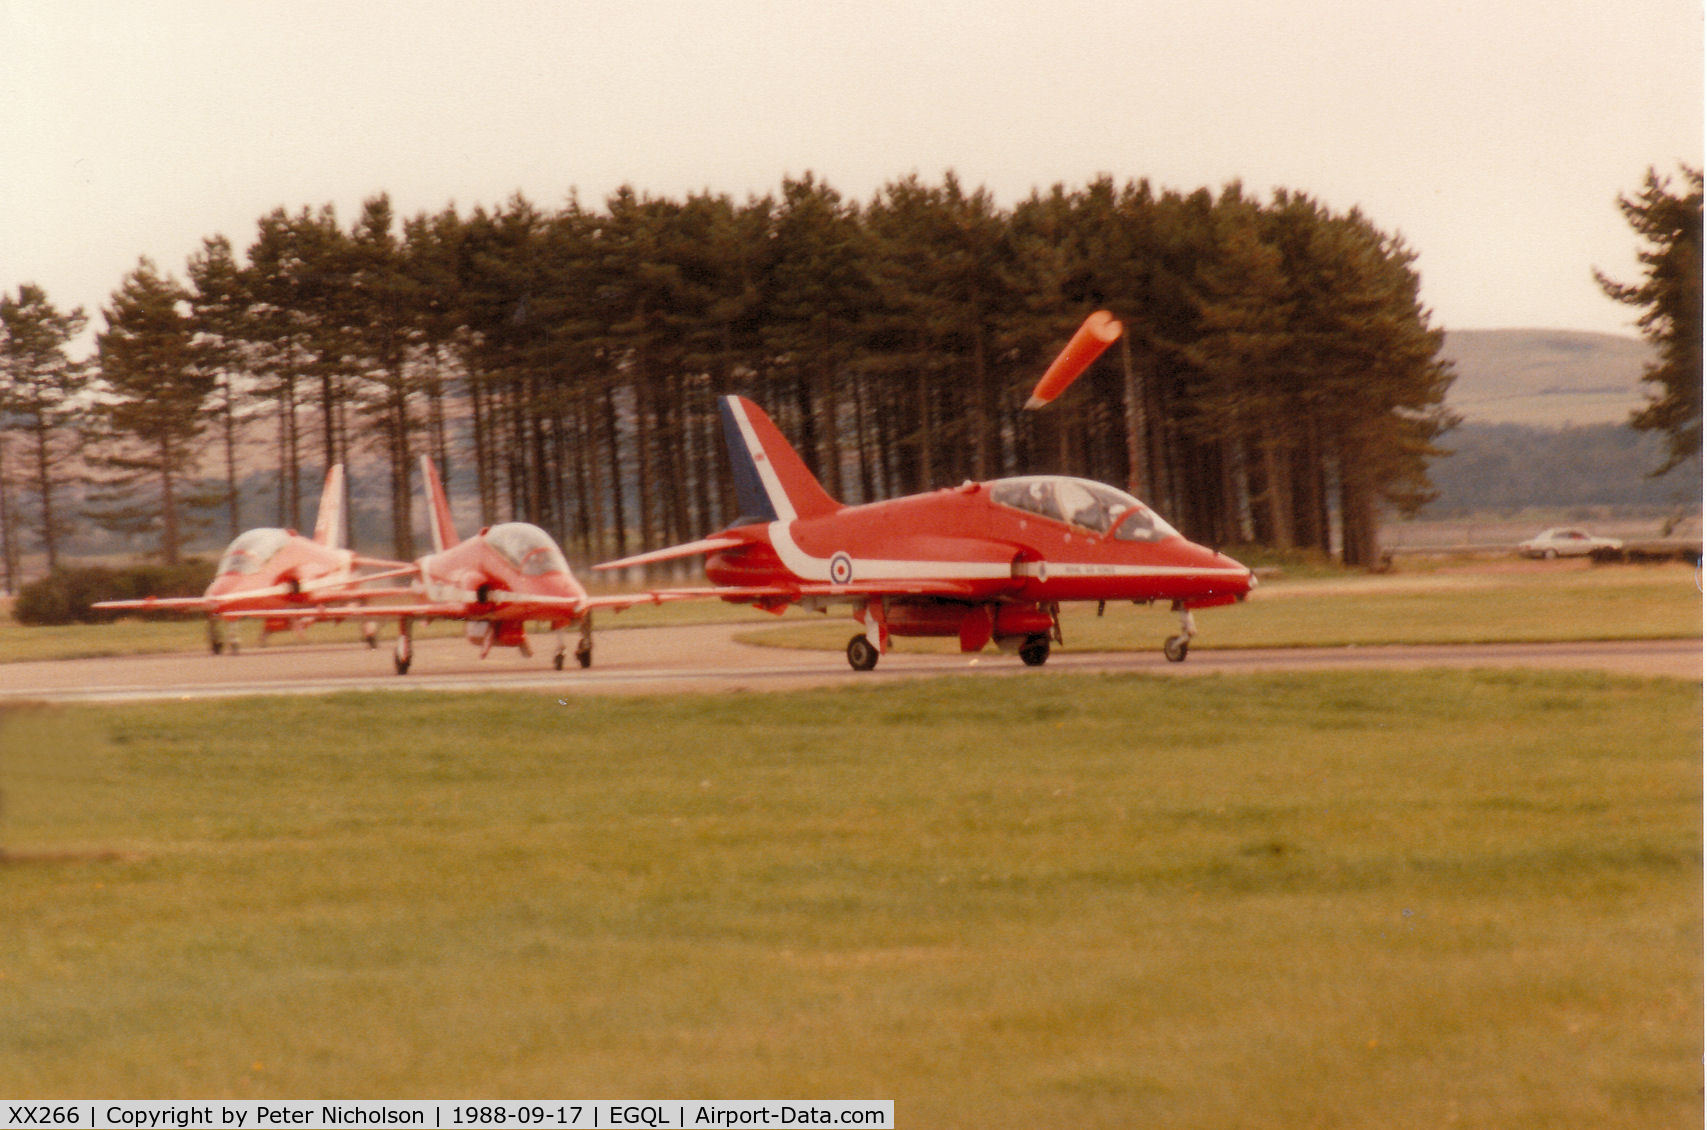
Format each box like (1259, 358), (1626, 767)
(420, 455), (461, 553)
(719, 396), (841, 523)
(310, 464), (347, 547)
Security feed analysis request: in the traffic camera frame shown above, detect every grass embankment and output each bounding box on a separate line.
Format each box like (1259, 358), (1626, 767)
(741, 561), (1703, 654)
(1, 672), (1698, 1126)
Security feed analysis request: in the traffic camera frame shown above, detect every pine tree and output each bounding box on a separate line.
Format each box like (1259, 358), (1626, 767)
(761, 173), (867, 500)
(348, 194), (422, 559)
(0, 284), (88, 571)
(1597, 165), (1703, 474)
(90, 260), (213, 563)
(185, 236), (255, 541)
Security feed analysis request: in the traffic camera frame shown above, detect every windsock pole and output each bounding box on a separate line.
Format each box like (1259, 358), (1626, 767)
(1024, 310), (1123, 410)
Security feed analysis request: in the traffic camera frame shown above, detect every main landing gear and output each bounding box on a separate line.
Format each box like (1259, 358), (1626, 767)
(207, 615), (235, 655)
(844, 600), (1061, 671)
(1018, 634), (1051, 667)
(555, 617), (594, 671)
(393, 617), (413, 675)
(1163, 604), (1196, 663)
(847, 630), (1053, 670)
(846, 634), (879, 671)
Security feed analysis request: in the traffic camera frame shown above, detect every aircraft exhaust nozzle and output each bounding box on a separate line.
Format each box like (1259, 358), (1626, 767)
(1025, 310), (1123, 410)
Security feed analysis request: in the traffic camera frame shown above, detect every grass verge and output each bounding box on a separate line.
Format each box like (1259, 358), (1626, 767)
(1, 671), (1699, 1127)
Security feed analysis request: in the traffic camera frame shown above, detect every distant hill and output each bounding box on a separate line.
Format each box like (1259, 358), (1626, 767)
(1439, 329), (1653, 427)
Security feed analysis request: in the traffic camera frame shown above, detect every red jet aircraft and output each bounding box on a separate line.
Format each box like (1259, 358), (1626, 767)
(94, 464), (415, 652)
(598, 395), (1255, 670)
(249, 455), (669, 673)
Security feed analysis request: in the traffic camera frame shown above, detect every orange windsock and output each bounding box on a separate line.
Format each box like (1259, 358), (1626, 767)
(1024, 310), (1123, 409)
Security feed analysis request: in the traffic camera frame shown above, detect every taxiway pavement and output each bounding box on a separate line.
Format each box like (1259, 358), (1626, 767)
(0, 623), (1697, 704)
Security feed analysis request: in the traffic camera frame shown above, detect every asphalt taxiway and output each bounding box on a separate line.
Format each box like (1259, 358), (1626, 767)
(0, 623), (1697, 704)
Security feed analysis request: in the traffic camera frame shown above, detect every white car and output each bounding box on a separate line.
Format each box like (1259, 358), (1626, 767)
(1517, 528), (1624, 559)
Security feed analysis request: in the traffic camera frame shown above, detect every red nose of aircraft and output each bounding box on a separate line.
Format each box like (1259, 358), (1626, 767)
(1184, 538), (1257, 598)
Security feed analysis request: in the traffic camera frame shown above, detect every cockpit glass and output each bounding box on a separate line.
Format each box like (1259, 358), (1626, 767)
(485, 523), (570, 576)
(1112, 504), (1178, 542)
(991, 476), (1175, 538)
(991, 478), (1066, 523)
(216, 528), (292, 575)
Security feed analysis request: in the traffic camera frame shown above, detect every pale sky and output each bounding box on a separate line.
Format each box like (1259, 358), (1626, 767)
(2, 0), (1701, 346)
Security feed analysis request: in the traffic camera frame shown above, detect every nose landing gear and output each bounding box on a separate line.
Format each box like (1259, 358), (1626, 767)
(1163, 604), (1196, 663)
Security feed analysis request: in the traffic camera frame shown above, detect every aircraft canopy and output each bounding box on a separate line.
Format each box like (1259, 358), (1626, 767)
(989, 476), (1179, 542)
(217, 528), (293, 575)
(485, 523), (571, 576)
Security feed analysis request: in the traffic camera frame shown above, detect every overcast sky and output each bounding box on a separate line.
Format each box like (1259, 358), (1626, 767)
(3, 0), (1701, 345)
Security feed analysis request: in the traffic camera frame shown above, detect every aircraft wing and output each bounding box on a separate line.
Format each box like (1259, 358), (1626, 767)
(95, 572), (420, 614)
(351, 556), (417, 574)
(639, 579), (987, 603)
(92, 595), (218, 612)
(94, 582), (302, 612)
(594, 536), (746, 571)
(582, 591), (714, 611)
(226, 592), (600, 622)
(220, 602), (467, 622)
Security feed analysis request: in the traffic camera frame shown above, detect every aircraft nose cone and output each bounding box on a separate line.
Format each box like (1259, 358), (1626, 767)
(1219, 550), (1257, 592)
(1186, 541), (1255, 595)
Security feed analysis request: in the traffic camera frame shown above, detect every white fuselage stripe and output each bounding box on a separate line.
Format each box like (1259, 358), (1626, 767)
(764, 522), (1248, 584)
(767, 522), (1008, 581)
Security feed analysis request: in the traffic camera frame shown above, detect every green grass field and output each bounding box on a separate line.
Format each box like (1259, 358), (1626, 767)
(1, 671), (1699, 1126)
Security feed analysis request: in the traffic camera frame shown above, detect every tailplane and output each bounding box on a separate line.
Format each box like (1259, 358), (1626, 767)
(310, 464), (347, 547)
(718, 396), (841, 524)
(420, 454), (461, 553)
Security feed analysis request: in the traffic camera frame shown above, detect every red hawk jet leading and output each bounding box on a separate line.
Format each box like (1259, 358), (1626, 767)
(598, 394), (1255, 671)
(93, 464), (415, 652)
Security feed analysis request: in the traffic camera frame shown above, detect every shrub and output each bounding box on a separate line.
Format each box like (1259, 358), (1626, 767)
(12, 560), (216, 625)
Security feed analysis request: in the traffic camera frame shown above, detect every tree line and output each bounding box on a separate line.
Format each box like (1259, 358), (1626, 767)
(1, 172), (1459, 587)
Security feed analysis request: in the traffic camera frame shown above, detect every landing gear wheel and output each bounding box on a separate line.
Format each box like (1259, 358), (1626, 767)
(571, 616), (594, 670)
(1163, 634), (1190, 663)
(1019, 634), (1051, 667)
(394, 653), (412, 675)
(846, 634), (879, 671)
(393, 631), (413, 675)
(553, 650), (566, 671)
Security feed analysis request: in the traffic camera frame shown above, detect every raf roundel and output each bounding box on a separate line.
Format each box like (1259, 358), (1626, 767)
(829, 552), (854, 586)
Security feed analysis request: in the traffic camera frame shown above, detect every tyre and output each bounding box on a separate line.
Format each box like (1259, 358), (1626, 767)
(1163, 635), (1190, 663)
(1019, 634), (1050, 667)
(846, 634), (879, 671)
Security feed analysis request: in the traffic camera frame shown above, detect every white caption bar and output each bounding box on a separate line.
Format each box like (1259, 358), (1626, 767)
(6, 1102), (894, 1130)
